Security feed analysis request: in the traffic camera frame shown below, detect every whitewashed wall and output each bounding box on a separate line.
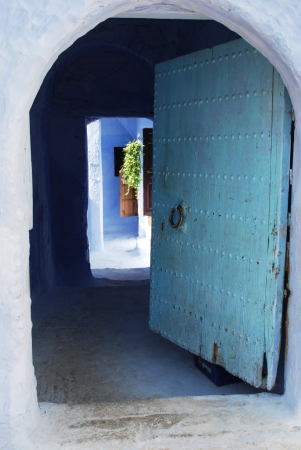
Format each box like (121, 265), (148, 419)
(101, 118), (139, 237)
(1, 0), (301, 446)
(87, 119), (104, 251)
(87, 117), (152, 266)
(137, 118), (153, 239)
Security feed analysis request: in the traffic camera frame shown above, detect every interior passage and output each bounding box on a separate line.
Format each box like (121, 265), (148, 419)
(32, 273), (260, 403)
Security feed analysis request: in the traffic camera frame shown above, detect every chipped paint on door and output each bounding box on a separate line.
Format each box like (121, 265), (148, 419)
(150, 39), (291, 389)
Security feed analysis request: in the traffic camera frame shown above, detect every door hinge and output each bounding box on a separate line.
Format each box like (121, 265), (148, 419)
(289, 169), (293, 185)
(285, 242), (290, 277)
(287, 212), (291, 227)
(292, 109), (295, 121)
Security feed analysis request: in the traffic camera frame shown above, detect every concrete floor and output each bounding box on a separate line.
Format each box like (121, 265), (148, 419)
(30, 396), (301, 450)
(92, 267), (150, 281)
(32, 274), (261, 404)
(90, 235), (150, 271)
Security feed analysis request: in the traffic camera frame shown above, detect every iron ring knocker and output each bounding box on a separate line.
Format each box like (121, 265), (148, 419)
(169, 205), (184, 229)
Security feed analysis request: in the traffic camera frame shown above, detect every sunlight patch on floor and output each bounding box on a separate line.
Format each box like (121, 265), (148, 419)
(90, 235), (150, 271)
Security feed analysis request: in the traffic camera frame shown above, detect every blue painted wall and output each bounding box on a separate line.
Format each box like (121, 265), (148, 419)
(29, 18), (239, 297)
(101, 118), (138, 237)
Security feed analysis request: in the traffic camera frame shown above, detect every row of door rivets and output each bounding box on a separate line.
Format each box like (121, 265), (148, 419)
(153, 203), (266, 222)
(155, 132), (267, 142)
(154, 214), (265, 225)
(153, 239), (261, 263)
(154, 173), (265, 181)
(154, 283), (255, 312)
(154, 325), (255, 345)
(153, 284), (256, 304)
(152, 310), (259, 341)
(155, 49), (258, 77)
(156, 91), (265, 109)
(197, 210), (266, 223)
(153, 266), (260, 287)
(151, 304), (259, 340)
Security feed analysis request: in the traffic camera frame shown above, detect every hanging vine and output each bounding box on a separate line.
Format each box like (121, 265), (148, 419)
(120, 139), (143, 199)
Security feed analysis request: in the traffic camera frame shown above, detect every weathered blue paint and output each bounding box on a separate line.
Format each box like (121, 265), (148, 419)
(150, 39), (291, 389)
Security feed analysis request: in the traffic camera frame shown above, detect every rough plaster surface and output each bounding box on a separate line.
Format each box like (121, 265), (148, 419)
(1, 0), (301, 448)
(101, 118), (138, 236)
(87, 119), (104, 252)
(137, 118), (154, 238)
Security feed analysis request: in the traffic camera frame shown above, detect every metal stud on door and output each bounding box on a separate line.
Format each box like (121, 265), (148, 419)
(150, 39), (291, 389)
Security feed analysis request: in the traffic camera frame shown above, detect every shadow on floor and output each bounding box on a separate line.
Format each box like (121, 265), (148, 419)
(32, 278), (262, 403)
(92, 267), (150, 281)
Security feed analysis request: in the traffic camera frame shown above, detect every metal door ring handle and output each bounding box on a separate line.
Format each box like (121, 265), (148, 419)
(169, 205), (183, 228)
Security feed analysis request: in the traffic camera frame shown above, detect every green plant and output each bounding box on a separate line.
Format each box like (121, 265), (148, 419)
(121, 139), (143, 199)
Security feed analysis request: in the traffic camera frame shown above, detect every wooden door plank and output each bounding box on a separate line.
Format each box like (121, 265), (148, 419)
(120, 173), (138, 217)
(150, 39), (291, 389)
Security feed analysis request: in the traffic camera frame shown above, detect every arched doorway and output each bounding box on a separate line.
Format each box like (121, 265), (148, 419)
(31, 17), (268, 404)
(1, 1), (300, 446)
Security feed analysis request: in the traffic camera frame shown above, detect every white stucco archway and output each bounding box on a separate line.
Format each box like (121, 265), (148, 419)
(1, 0), (301, 446)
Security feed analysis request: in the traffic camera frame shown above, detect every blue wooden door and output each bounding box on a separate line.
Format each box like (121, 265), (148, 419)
(150, 38), (291, 390)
